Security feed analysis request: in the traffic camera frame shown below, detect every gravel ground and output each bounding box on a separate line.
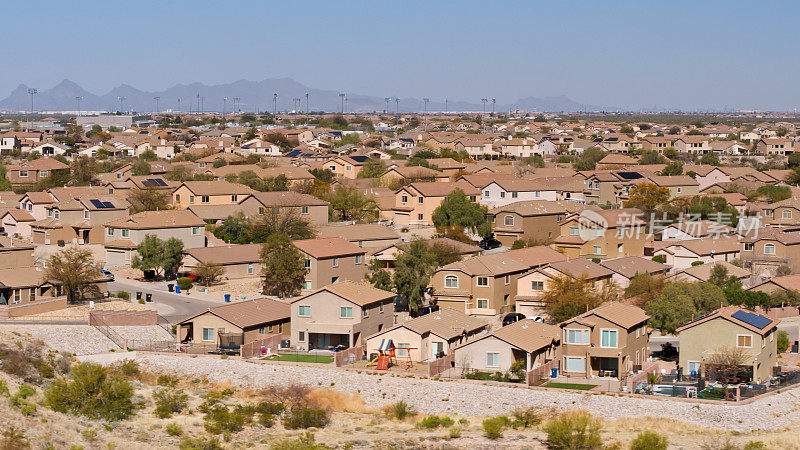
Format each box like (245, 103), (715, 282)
(1, 325), (121, 355)
(109, 325), (174, 342)
(131, 354), (800, 432)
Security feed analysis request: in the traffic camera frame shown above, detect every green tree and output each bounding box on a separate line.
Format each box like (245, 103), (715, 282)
(708, 264), (742, 291)
(659, 161), (683, 176)
(44, 363), (135, 421)
(132, 159), (151, 176)
(646, 282), (724, 334)
(0, 163), (12, 191)
(572, 147), (606, 171)
(45, 247), (101, 303)
(247, 209), (315, 243)
(755, 184), (791, 203)
(624, 272), (665, 306)
(542, 275), (611, 323)
(139, 149), (158, 161)
(699, 152), (720, 166)
(357, 159), (387, 178)
(366, 260), (393, 291)
(778, 330), (790, 354)
(432, 189), (490, 237)
(260, 234), (307, 298)
(194, 262), (225, 286)
(212, 213), (250, 244)
(262, 175), (290, 192)
(427, 241), (463, 266)
(630, 431), (667, 450)
(326, 185), (379, 222)
(639, 151), (666, 165)
(393, 239), (437, 314)
(624, 183), (670, 216)
(131, 235), (183, 278)
(309, 168), (335, 183)
(70, 156), (99, 185)
(127, 188), (170, 213)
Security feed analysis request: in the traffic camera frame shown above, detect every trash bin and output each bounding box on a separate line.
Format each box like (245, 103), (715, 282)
(551, 368), (558, 378)
(167, 284), (174, 292)
(136, 291), (142, 300)
(224, 294), (231, 303)
(175, 286), (181, 294)
(145, 293), (152, 302)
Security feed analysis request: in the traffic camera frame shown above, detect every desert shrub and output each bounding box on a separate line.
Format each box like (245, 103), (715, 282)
(114, 291), (130, 300)
(177, 277), (193, 290)
(256, 402), (285, 427)
(203, 404), (253, 434)
(110, 360), (140, 378)
(482, 417), (507, 439)
(283, 407), (330, 430)
(165, 423), (183, 437)
(10, 384), (37, 416)
(511, 407), (542, 428)
(0, 380), (8, 397)
(778, 330), (790, 354)
(0, 427), (29, 450)
(81, 429), (97, 441)
(545, 411), (603, 450)
(0, 342), (60, 383)
(178, 437), (223, 450)
(259, 384), (310, 408)
(44, 363), (136, 421)
(385, 400), (416, 420)
(416, 415), (454, 429)
(743, 441), (766, 450)
(651, 255), (666, 263)
(269, 432), (325, 450)
(157, 374), (179, 387)
(449, 426), (462, 438)
(691, 261), (705, 267)
(630, 430), (667, 450)
(154, 388), (189, 418)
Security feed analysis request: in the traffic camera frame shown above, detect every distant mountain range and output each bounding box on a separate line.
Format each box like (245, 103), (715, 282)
(0, 78), (608, 113)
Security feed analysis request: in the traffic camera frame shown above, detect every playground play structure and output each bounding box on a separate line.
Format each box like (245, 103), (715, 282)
(366, 339), (416, 370)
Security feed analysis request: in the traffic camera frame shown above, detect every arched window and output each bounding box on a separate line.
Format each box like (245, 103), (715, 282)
(445, 275), (458, 288)
(504, 215), (514, 226)
(764, 243), (776, 255)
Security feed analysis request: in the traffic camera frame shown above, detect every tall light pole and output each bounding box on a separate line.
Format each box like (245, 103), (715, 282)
(273, 92), (278, 117)
(339, 93), (345, 114)
(223, 97), (228, 116)
(491, 98), (496, 131)
(233, 97), (240, 113)
(293, 98), (300, 114)
(196, 94), (200, 114)
(118, 96), (126, 114)
(445, 98), (448, 114)
(75, 96), (83, 118)
(177, 97), (181, 113)
(423, 98), (429, 131)
(395, 97), (399, 114)
(481, 98), (488, 132)
(153, 96), (160, 114)
(200, 97), (205, 114)
(305, 92), (309, 113)
(344, 94), (348, 114)
(27, 88), (37, 130)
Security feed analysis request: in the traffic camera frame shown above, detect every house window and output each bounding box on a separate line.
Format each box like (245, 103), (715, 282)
(565, 329), (589, 345)
(189, 196), (195, 203)
(302, 281), (311, 290)
(593, 246), (602, 255)
(121, 229), (129, 238)
(504, 215), (514, 226)
(764, 244), (776, 255)
(331, 276), (339, 283)
(231, 195), (238, 202)
(737, 334), (752, 348)
(202, 328), (214, 341)
(346, 165), (352, 171)
(332, 258), (339, 267)
(107, 227), (115, 236)
(512, 192), (518, 198)
(39, 170), (48, 178)
(258, 207), (265, 214)
(570, 227), (579, 236)
(564, 356), (586, 373)
(259, 326), (265, 334)
(418, 196), (424, 204)
(84, 210), (89, 219)
(504, 275), (510, 285)
(175, 194), (181, 202)
(477, 277), (489, 287)
(379, 302), (384, 313)
(298, 331), (305, 341)
(340, 307), (353, 318)
(363, 308), (368, 318)
(192, 227), (201, 235)
(355, 255), (362, 264)
(783, 210), (792, 219)
(484, 190), (490, 198)
(201, 196), (210, 203)
(744, 243), (754, 251)
(688, 361), (702, 375)
(298, 306), (311, 317)
(329, 165), (336, 171)
(531, 281), (544, 291)
(301, 206), (309, 214)
(247, 263), (254, 274)
(54, 210), (60, 220)
(600, 329), (618, 348)
(303, 259), (311, 268)
(19, 170), (28, 177)
(676, 187), (682, 194)
(500, 191), (505, 198)
(401, 195), (408, 204)
(477, 298), (489, 309)
(47, 209), (52, 218)
(417, 213), (423, 220)
(445, 275), (458, 288)
(486, 352), (500, 368)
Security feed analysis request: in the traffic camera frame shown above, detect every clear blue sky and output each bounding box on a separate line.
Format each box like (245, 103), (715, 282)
(6, 0), (799, 111)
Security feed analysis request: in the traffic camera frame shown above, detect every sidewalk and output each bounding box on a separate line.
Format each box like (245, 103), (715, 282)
(112, 276), (227, 304)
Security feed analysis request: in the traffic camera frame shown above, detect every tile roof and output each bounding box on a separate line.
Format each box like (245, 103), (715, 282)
(185, 244), (262, 265)
(103, 210), (205, 229)
(562, 302), (649, 329)
(292, 280), (394, 306)
(292, 237), (365, 259)
(440, 252), (529, 276)
(675, 305), (777, 335)
(249, 191), (329, 207)
(177, 180), (254, 196)
(677, 261), (751, 282)
(180, 297), (290, 329)
(457, 319), (560, 354)
(547, 258), (614, 279)
(403, 181), (480, 197)
(316, 224), (400, 243)
(600, 256), (668, 279)
(386, 308), (487, 341)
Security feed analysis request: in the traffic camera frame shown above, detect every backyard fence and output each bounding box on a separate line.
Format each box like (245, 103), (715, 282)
(125, 339), (178, 352)
(334, 345), (365, 367)
(428, 353), (455, 377)
(626, 362), (661, 392)
(527, 359), (559, 386)
(88, 310), (157, 326)
(240, 334), (290, 358)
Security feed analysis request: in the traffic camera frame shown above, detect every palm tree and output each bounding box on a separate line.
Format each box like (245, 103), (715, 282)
(646, 373), (662, 394)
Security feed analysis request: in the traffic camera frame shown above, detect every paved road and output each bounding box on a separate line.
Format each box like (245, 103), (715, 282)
(109, 279), (221, 322)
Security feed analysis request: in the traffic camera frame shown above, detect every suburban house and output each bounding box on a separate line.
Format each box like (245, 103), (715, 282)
(553, 208), (651, 260)
(6, 158), (70, 187)
(661, 220), (736, 241)
(676, 306), (778, 384)
(172, 181), (254, 209)
(316, 224), (400, 251)
(292, 237), (367, 290)
(599, 256), (669, 289)
(747, 273), (800, 295)
(488, 200), (587, 247)
(645, 175), (700, 199)
(756, 137), (794, 155)
(514, 258), (615, 318)
(29, 140), (70, 156)
(759, 197), (800, 228)
(290, 281), (395, 351)
(30, 195), (130, 245)
(324, 155), (371, 179)
(182, 244), (262, 279)
(453, 319), (561, 373)
(480, 179), (556, 207)
(740, 227), (800, 277)
(673, 136), (712, 154)
(652, 236), (741, 271)
(0, 209), (35, 239)
(392, 181), (480, 227)
(103, 210), (206, 266)
(668, 261), (751, 285)
(365, 308), (487, 363)
(379, 166), (449, 186)
(248, 191), (330, 224)
(177, 297), (291, 351)
(370, 237), (481, 270)
(559, 302), (650, 380)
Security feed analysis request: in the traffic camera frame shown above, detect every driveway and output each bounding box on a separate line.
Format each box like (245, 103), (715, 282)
(109, 278), (221, 322)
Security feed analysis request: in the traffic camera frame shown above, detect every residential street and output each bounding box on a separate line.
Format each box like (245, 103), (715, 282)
(109, 278), (221, 322)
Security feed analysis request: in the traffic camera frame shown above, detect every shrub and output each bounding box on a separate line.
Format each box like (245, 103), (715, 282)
(110, 360), (140, 378)
(0, 380), (8, 397)
(544, 411), (603, 450)
(0, 427), (29, 450)
(203, 404), (253, 434)
(269, 432), (325, 450)
(651, 255), (666, 263)
(114, 291), (130, 300)
(449, 426), (462, 438)
(256, 402), (285, 427)
(138, 299), (146, 304)
(177, 277), (193, 290)
(57, 240), (65, 247)
(153, 388), (189, 418)
(630, 430), (667, 450)
(44, 363), (136, 421)
(10, 384), (37, 416)
(778, 330), (790, 354)
(416, 415), (454, 429)
(165, 423), (183, 437)
(511, 407), (542, 428)
(482, 417), (506, 439)
(178, 437), (223, 450)
(283, 407), (330, 430)
(691, 261), (705, 267)
(385, 400), (416, 420)
(157, 374), (179, 387)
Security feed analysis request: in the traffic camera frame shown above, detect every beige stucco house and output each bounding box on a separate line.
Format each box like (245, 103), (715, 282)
(454, 319), (560, 373)
(292, 237), (367, 290)
(103, 210), (206, 267)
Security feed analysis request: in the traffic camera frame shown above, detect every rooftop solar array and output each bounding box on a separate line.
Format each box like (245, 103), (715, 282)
(142, 178), (167, 187)
(731, 310), (772, 329)
(285, 149), (301, 157)
(89, 199), (114, 208)
(350, 155), (369, 163)
(616, 172), (644, 180)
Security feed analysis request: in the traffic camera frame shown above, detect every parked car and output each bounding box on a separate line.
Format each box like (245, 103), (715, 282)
(478, 235), (501, 250)
(100, 270), (114, 281)
(502, 312), (526, 326)
(418, 305), (440, 316)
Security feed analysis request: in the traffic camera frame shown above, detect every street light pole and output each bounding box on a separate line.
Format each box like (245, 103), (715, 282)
(75, 96), (83, 118)
(339, 93), (345, 114)
(423, 98), (429, 131)
(395, 97), (399, 114)
(153, 96), (160, 114)
(445, 98), (448, 114)
(273, 92), (278, 117)
(305, 93), (310, 126)
(27, 88), (37, 130)
(223, 97), (228, 116)
(233, 97), (240, 114)
(384, 97), (390, 114)
(491, 98), (496, 131)
(481, 98), (488, 132)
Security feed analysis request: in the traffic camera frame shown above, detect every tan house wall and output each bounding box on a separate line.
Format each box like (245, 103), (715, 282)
(299, 251), (367, 291)
(172, 186), (244, 209)
(559, 317), (648, 378)
(430, 269), (522, 316)
(491, 212), (561, 247)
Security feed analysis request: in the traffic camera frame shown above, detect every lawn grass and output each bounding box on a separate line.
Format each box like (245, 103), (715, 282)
(544, 382), (597, 390)
(263, 353), (334, 363)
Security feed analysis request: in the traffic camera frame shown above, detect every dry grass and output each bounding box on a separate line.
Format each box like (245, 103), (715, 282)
(304, 388), (369, 413)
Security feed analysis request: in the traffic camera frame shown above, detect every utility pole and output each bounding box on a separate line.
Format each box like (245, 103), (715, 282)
(233, 97), (240, 114)
(423, 98), (429, 131)
(153, 96), (160, 114)
(196, 94), (200, 114)
(395, 97), (399, 114)
(293, 98), (300, 114)
(118, 96), (125, 114)
(481, 98), (488, 132)
(344, 94), (348, 114)
(177, 98), (181, 113)
(27, 88), (37, 130)
(339, 93), (345, 114)
(491, 98), (496, 131)
(305, 92), (310, 126)
(75, 96), (83, 118)
(273, 92), (278, 117)
(445, 98), (448, 114)
(223, 97), (228, 116)
(200, 97), (205, 114)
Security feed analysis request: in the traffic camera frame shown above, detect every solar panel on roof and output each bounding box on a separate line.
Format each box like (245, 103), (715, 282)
(616, 172), (644, 180)
(731, 310), (772, 329)
(101, 201), (114, 208)
(89, 199), (105, 208)
(285, 150), (301, 157)
(154, 179), (167, 186)
(350, 155), (368, 163)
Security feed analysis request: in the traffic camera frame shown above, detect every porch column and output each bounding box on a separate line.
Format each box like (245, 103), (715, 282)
(349, 333), (354, 348)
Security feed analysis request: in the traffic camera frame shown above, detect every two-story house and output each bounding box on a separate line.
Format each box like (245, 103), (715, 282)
(673, 136), (712, 154)
(488, 200), (588, 247)
(103, 210), (206, 266)
(759, 197), (800, 228)
(740, 227), (800, 277)
(392, 181), (480, 227)
(290, 281), (395, 351)
(677, 306), (778, 384)
(756, 137), (793, 156)
(172, 181), (254, 209)
(559, 302), (650, 380)
(479, 179), (556, 207)
(553, 208), (651, 260)
(653, 236), (741, 271)
(30, 195), (130, 245)
(292, 237), (367, 290)
(6, 158), (70, 187)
